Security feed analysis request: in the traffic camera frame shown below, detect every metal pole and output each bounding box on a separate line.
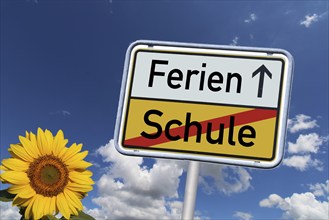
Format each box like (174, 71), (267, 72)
(182, 160), (200, 220)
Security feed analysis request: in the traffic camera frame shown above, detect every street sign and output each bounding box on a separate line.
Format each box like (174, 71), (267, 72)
(114, 40), (294, 168)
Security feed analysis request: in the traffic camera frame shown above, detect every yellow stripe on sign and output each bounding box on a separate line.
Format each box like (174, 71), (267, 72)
(123, 98), (278, 161)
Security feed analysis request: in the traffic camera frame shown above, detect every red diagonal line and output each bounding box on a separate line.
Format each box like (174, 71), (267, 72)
(124, 108), (277, 147)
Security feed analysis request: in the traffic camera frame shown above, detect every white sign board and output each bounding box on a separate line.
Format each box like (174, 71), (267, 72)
(114, 40), (294, 168)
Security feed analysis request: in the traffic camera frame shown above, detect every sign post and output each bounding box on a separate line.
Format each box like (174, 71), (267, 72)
(114, 40), (293, 169)
(182, 160), (200, 220)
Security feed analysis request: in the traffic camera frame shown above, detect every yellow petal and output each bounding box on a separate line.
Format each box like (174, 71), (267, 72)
(32, 194), (44, 220)
(29, 132), (38, 149)
(0, 165), (9, 171)
(64, 191), (79, 216)
(68, 191), (89, 198)
(63, 190), (79, 216)
(36, 128), (45, 155)
(8, 184), (26, 194)
(70, 206), (79, 217)
(1, 158), (29, 171)
(8, 184), (35, 199)
(37, 128), (51, 155)
(45, 129), (54, 154)
(65, 151), (88, 165)
(69, 171), (94, 185)
(9, 144), (34, 162)
(43, 196), (52, 216)
(24, 196), (36, 219)
(79, 170), (93, 177)
(1, 171), (29, 184)
(56, 192), (71, 219)
(19, 135), (40, 158)
(66, 182), (93, 193)
(67, 160), (92, 170)
(12, 195), (31, 207)
(17, 185), (36, 199)
(74, 192), (85, 200)
(57, 147), (68, 159)
(8, 147), (22, 159)
(64, 188), (83, 210)
(53, 130), (66, 156)
(70, 204), (79, 217)
(45, 129), (54, 142)
(61, 143), (82, 162)
(49, 196), (56, 216)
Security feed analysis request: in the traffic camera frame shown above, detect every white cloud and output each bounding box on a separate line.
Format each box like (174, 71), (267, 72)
(230, 36), (239, 46)
(244, 13), (257, 23)
(288, 114), (318, 133)
(199, 163), (252, 195)
(300, 14), (319, 28)
(283, 155), (323, 171)
(260, 194), (283, 207)
(0, 202), (21, 220)
(260, 181), (329, 220)
(91, 140), (184, 219)
(89, 140), (253, 219)
(49, 110), (71, 117)
(287, 133), (327, 154)
(233, 211), (253, 220)
(309, 180), (329, 199)
(61, 110), (71, 116)
(284, 114), (328, 171)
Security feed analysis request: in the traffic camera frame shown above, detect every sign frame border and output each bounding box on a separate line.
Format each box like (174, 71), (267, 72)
(114, 40), (294, 169)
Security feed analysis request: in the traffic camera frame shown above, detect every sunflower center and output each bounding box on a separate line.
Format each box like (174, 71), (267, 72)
(40, 165), (60, 185)
(28, 155), (69, 197)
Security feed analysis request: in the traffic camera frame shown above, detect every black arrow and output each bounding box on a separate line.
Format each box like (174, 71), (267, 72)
(252, 64), (272, 98)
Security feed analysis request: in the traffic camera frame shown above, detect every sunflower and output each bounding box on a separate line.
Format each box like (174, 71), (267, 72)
(0, 128), (94, 219)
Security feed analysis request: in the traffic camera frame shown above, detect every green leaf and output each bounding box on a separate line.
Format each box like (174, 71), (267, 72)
(46, 215), (60, 220)
(19, 207), (26, 218)
(0, 189), (15, 202)
(69, 211), (96, 220)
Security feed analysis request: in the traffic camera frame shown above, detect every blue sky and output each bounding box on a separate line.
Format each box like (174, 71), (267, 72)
(1, 1), (328, 219)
